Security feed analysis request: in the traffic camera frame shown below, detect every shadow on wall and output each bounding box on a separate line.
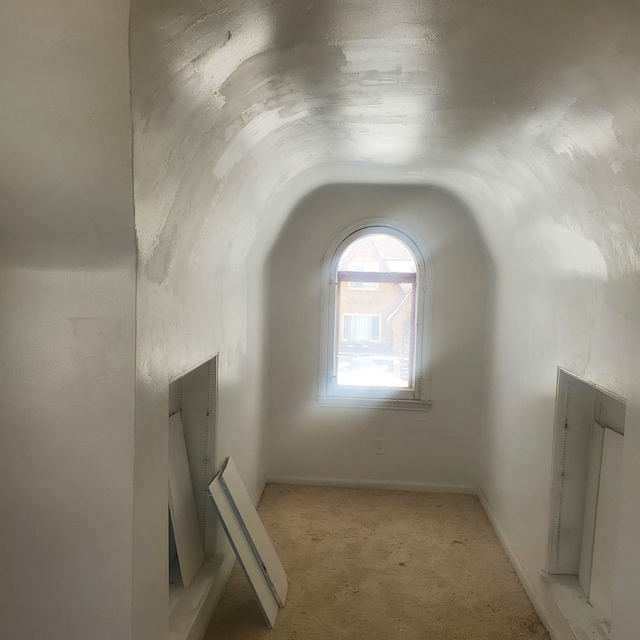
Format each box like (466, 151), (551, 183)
(260, 182), (496, 487)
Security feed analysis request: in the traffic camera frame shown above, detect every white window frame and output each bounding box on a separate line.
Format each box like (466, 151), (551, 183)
(318, 220), (432, 411)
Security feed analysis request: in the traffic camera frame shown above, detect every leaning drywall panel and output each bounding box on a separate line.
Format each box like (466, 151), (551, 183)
(180, 358), (218, 558)
(208, 472), (279, 628)
(168, 412), (205, 588)
(219, 457), (288, 606)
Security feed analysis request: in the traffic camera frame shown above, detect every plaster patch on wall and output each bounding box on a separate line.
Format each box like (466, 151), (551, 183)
(342, 36), (438, 73)
(548, 106), (617, 162)
(530, 220), (607, 279)
(213, 108), (310, 179)
(194, 8), (275, 90)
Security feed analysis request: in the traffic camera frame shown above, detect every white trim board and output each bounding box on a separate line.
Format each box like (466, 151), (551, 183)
(589, 428), (623, 625)
(266, 475), (477, 495)
(168, 412), (205, 589)
(578, 422), (606, 596)
(256, 480), (268, 507)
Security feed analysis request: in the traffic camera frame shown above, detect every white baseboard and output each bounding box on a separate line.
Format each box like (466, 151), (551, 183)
(477, 485), (576, 640)
(256, 479), (268, 506)
(265, 475), (477, 494)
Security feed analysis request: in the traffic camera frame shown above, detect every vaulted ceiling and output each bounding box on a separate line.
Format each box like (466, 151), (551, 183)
(131, 0), (640, 279)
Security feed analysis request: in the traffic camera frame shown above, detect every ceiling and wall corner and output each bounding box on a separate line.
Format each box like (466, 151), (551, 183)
(2, 0), (640, 639)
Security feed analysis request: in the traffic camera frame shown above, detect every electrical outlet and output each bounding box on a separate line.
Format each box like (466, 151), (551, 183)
(375, 438), (385, 455)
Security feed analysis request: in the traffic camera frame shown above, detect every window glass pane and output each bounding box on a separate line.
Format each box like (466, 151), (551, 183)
(338, 235), (416, 273)
(342, 314), (381, 341)
(335, 233), (417, 389)
(348, 262), (379, 290)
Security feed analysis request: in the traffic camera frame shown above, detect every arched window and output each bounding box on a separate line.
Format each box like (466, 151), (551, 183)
(320, 223), (430, 409)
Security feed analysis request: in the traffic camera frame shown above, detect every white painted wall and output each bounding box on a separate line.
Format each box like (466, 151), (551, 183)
(473, 144), (640, 638)
(0, 2), (136, 639)
(454, 10), (640, 633)
(129, 2), (316, 635)
(4, 0), (640, 639)
(265, 184), (489, 489)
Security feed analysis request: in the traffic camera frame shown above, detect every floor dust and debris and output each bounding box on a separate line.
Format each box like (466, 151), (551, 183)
(206, 485), (550, 640)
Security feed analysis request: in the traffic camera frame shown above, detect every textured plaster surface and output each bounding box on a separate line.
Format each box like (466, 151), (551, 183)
(3, 0), (640, 639)
(130, 1), (640, 638)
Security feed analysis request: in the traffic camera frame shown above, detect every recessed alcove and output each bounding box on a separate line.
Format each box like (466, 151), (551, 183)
(545, 368), (626, 638)
(167, 357), (224, 640)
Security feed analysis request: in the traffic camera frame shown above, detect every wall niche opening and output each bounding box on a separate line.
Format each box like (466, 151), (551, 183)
(168, 356), (222, 640)
(546, 368), (626, 636)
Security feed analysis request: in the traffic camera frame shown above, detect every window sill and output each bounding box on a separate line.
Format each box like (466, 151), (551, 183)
(317, 396), (432, 411)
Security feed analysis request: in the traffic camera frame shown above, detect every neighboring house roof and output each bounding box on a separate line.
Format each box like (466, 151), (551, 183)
(339, 234), (416, 273)
(388, 289), (412, 324)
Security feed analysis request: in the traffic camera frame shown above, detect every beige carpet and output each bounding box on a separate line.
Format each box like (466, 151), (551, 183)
(206, 485), (550, 640)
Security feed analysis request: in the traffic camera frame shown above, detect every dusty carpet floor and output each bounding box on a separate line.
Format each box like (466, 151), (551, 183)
(206, 485), (550, 640)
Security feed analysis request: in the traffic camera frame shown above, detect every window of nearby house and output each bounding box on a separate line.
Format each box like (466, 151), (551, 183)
(320, 223), (430, 409)
(342, 314), (381, 341)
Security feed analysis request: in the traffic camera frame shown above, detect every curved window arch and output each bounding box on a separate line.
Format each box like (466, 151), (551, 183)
(320, 223), (431, 409)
